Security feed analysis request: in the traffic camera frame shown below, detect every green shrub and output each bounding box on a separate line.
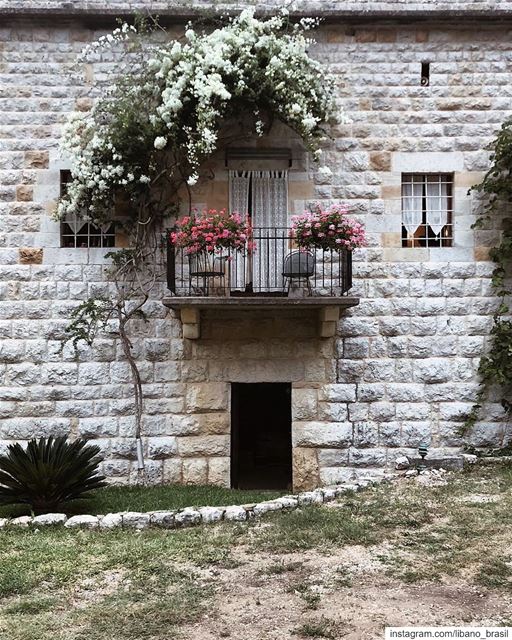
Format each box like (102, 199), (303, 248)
(0, 437), (106, 514)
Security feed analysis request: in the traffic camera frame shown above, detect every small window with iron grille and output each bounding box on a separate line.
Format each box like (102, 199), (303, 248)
(60, 170), (116, 248)
(401, 173), (453, 248)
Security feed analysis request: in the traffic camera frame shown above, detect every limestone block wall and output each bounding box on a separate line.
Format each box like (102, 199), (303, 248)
(0, 15), (510, 489)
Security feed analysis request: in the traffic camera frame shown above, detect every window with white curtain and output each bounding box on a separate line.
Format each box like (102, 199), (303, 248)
(60, 170), (116, 248)
(401, 173), (453, 248)
(229, 169), (289, 291)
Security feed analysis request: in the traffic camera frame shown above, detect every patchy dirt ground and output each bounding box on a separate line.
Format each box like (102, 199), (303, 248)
(2, 464), (512, 640)
(184, 544), (512, 640)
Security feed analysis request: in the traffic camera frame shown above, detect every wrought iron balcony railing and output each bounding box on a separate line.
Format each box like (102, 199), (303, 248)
(166, 227), (353, 298)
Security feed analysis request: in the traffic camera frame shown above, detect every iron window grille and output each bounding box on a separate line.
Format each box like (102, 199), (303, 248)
(401, 173), (453, 248)
(59, 170), (116, 248)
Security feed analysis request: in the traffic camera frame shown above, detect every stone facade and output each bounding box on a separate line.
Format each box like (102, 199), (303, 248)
(0, 3), (511, 490)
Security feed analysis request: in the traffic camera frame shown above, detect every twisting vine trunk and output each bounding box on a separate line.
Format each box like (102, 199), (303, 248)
(117, 305), (146, 477)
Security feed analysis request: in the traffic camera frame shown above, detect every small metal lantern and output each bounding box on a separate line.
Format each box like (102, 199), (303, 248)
(418, 441), (429, 471)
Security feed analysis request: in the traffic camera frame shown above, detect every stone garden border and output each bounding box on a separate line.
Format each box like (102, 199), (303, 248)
(0, 479), (380, 532)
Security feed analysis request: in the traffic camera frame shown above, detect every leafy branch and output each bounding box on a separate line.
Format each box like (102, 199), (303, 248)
(462, 118), (512, 437)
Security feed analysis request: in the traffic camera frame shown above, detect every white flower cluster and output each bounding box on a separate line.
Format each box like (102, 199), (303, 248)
(78, 22), (137, 62)
(150, 10), (335, 170)
(59, 10), (339, 221)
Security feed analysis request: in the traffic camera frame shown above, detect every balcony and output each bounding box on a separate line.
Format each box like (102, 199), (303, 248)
(163, 227), (359, 338)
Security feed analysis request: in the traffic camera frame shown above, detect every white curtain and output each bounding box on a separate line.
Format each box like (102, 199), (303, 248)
(228, 171), (251, 289)
(251, 170), (288, 291)
(251, 170), (288, 229)
(402, 181), (423, 235)
(425, 175), (449, 236)
(65, 213), (87, 235)
(228, 170), (250, 217)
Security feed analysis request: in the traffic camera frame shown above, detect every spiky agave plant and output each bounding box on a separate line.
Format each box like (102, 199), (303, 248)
(0, 436), (107, 514)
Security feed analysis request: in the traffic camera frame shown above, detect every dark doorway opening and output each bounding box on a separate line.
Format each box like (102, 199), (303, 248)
(231, 382), (292, 490)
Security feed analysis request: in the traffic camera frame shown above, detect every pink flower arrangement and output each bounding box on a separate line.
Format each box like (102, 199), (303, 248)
(170, 209), (253, 255)
(291, 203), (366, 252)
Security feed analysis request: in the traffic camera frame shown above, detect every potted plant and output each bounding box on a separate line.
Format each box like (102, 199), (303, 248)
(170, 209), (253, 294)
(290, 202), (366, 252)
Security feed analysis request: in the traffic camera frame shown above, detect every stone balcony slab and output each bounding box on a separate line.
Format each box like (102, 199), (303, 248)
(162, 295), (360, 339)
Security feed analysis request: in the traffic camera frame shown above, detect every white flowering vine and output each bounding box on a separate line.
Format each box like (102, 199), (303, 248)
(59, 10), (345, 482)
(58, 9), (341, 223)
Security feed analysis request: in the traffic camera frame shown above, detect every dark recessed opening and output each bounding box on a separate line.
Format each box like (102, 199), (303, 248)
(421, 62), (430, 86)
(231, 382), (292, 490)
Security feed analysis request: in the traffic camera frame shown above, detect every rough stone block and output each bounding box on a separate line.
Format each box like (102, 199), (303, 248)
(182, 458), (208, 484)
(100, 513), (123, 529)
(293, 421), (353, 448)
(414, 359), (451, 383)
(32, 513), (67, 526)
(65, 515), (99, 529)
(439, 402), (473, 421)
(163, 458), (182, 484)
(293, 447), (319, 492)
(177, 435), (229, 457)
(318, 448), (349, 467)
(25, 151), (49, 169)
(319, 467), (357, 485)
(349, 447), (387, 467)
(185, 383), (228, 412)
(78, 417), (118, 438)
(292, 388), (318, 420)
(298, 490), (324, 506)
(197, 506), (224, 524)
(122, 512), (150, 529)
(207, 457), (230, 486)
(174, 507), (201, 527)
(16, 186), (33, 202)
(10, 516), (32, 528)
(110, 439), (138, 460)
(379, 422), (401, 447)
(468, 423), (507, 448)
(368, 402), (395, 421)
(401, 422), (431, 447)
(78, 363), (110, 385)
(223, 506), (247, 522)
(275, 496), (298, 509)
(147, 436), (178, 459)
(370, 151), (391, 171)
(319, 384), (356, 402)
(19, 247), (42, 264)
(253, 500), (284, 517)
(149, 511), (176, 528)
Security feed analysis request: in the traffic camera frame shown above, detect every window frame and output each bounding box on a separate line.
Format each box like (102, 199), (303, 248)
(401, 172), (453, 248)
(59, 170), (116, 249)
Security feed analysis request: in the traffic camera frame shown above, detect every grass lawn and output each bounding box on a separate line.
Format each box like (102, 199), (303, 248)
(1, 462), (511, 639)
(0, 485), (285, 519)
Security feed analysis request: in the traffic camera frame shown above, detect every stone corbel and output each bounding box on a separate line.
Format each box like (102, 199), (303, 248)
(318, 306), (340, 338)
(181, 307), (201, 339)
